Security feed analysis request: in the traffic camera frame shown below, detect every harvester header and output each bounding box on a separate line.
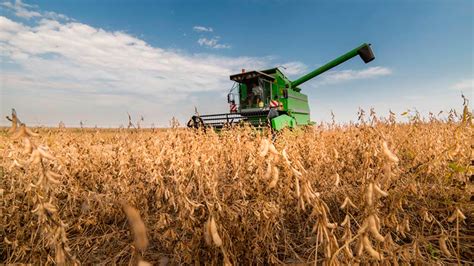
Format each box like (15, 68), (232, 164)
(187, 43), (375, 130)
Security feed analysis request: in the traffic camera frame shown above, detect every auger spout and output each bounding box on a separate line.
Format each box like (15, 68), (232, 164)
(290, 43), (374, 88)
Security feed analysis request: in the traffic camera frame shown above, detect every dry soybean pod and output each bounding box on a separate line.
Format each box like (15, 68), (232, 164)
(210, 216), (223, 247)
(268, 166), (279, 188)
(362, 234), (383, 260)
(439, 235), (451, 257)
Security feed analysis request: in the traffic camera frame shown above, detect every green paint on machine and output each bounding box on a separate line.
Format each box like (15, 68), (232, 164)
(187, 43), (375, 130)
(271, 115), (296, 131)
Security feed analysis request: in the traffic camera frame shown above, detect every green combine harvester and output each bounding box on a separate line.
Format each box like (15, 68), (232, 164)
(187, 43), (375, 130)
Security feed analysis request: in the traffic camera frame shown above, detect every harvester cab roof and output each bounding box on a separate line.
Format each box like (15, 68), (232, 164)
(229, 71), (275, 83)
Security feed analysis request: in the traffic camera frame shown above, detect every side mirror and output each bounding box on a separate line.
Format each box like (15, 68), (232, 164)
(358, 44), (375, 63)
(227, 93), (234, 103)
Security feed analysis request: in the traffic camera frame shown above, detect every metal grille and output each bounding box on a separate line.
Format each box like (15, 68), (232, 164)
(191, 110), (270, 129)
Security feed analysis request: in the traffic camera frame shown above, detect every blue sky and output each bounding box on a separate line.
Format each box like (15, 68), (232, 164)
(1, 0), (472, 127)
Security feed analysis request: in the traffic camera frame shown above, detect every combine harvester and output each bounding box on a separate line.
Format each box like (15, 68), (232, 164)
(187, 43), (375, 130)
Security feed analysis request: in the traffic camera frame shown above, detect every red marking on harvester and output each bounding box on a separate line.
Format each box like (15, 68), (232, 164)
(270, 100), (279, 108)
(230, 102), (238, 112)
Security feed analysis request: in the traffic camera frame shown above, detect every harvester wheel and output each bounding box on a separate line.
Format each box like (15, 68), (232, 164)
(187, 116), (205, 129)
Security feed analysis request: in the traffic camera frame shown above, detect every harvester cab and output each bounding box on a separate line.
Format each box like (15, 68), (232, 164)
(187, 43), (375, 130)
(229, 70), (275, 109)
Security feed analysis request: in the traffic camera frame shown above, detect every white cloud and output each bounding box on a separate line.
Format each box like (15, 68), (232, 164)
(43, 11), (70, 21)
(322, 66), (392, 84)
(450, 79), (473, 91)
(193, 25), (213, 32)
(2, 0), (69, 20)
(279, 61), (308, 76)
(0, 16), (268, 125)
(2, 0), (41, 19)
(197, 37), (230, 49)
(193, 25), (230, 49)
(0, 17), (251, 94)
